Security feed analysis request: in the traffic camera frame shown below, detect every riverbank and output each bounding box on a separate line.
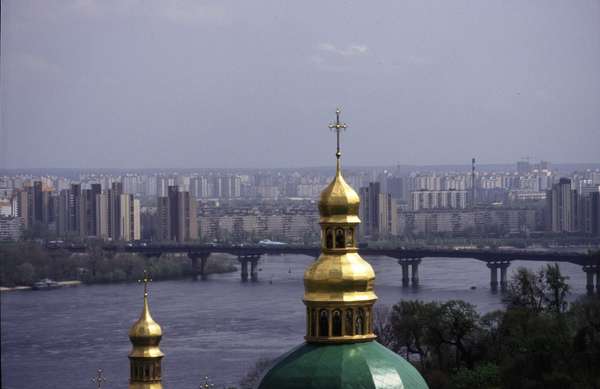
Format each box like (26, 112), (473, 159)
(0, 280), (82, 293)
(0, 242), (237, 287)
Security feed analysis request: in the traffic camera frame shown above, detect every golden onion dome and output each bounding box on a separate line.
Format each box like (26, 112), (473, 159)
(129, 297), (162, 339)
(318, 161), (360, 224)
(128, 294), (164, 358)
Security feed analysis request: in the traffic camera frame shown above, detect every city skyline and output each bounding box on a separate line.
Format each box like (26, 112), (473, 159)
(2, 0), (600, 169)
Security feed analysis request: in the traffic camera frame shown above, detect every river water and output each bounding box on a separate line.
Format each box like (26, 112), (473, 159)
(1, 254), (588, 389)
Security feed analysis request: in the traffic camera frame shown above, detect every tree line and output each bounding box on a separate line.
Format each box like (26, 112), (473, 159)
(372, 264), (599, 389)
(0, 242), (236, 286)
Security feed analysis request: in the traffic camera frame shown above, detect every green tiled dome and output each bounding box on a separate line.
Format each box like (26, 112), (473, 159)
(256, 341), (429, 389)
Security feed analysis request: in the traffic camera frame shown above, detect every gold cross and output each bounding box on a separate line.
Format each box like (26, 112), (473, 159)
(328, 108), (347, 159)
(91, 368), (106, 388)
(138, 270), (152, 297)
(200, 376), (215, 389)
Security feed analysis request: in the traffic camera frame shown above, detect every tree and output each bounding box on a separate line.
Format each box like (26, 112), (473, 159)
(373, 304), (395, 350)
(570, 297), (600, 388)
(449, 363), (500, 389)
(16, 262), (36, 285)
(435, 300), (480, 369)
(543, 263), (570, 315)
(506, 267), (546, 313)
(239, 357), (273, 389)
(507, 265), (570, 315)
(390, 300), (439, 367)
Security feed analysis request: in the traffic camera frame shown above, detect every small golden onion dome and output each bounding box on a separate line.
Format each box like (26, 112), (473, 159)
(318, 161), (360, 224)
(128, 296), (164, 358)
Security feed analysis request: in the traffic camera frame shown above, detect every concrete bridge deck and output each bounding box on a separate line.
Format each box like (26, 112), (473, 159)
(49, 243), (600, 292)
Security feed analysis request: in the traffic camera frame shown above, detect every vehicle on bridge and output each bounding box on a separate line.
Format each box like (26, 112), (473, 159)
(258, 239), (288, 246)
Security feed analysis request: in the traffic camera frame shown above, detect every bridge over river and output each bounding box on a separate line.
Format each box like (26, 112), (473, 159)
(52, 243), (600, 293)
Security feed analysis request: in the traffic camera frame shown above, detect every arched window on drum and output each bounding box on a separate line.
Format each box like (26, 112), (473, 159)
(332, 310), (342, 336)
(335, 228), (345, 248)
(319, 309), (329, 337)
(346, 228), (354, 247)
(345, 309), (354, 336)
(356, 308), (365, 335)
(326, 228), (333, 249)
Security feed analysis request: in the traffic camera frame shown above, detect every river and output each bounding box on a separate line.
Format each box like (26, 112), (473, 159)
(0, 254), (588, 388)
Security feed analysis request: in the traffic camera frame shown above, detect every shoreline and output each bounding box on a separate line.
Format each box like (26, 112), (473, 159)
(0, 280), (82, 293)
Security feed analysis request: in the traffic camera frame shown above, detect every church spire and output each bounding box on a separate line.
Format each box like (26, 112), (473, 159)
(128, 271), (164, 389)
(303, 109), (377, 344)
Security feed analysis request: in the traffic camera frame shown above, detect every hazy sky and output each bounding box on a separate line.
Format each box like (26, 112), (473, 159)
(1, 0), (599, 169)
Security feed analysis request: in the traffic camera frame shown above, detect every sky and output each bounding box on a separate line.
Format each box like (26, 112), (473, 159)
(1, 0), (599, 169)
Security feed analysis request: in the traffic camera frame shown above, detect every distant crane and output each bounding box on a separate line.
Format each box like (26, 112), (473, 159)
(471, 158), (476, 208)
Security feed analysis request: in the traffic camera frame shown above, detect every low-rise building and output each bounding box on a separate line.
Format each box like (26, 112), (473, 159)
(397, 208), (536, 236)
(0, 216), (23, 241)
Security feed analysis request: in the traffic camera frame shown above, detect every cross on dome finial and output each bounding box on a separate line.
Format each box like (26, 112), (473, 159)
(91, 368), (106, 388)
(200, 376), (215, 389)
(328, 107), (347, 160)
(138, 270), (152, 297)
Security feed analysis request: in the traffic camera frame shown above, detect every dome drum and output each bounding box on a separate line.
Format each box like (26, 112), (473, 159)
(320, 224), (359, 252)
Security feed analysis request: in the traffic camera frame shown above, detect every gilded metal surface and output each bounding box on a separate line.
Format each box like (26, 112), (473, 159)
(129, 383), (164, 389)
(318, 161), (361, 224)
(303, 108), (378, 344)
(304, 253), (376, 303)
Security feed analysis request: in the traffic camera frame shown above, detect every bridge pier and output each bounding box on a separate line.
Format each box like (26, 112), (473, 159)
(411, 260), (420, 285)
(397, 258), (422, 287)
(238, 254), (261, 282)
(188, 252), (211, 280)
(583, 265), (600, 294)
(250, 258), (259, 282)
(487, 260), (510, 291)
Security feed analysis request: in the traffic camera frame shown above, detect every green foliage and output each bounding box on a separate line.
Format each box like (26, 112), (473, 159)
(0, 242), (236, 286)
(506, 265), (570, 315)
(449, 363), (500, 389)
(239, 357), (273, 389)
(383, 264), (600, 389)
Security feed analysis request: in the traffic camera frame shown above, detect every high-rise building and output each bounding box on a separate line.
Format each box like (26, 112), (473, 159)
(15, 190), (29, 229)
(120, 194), (141, 241)
(156, 196), (170, 241)
(579, 191), (600, 236)
(385, 176), (405, 201)
(378, 192), (398, 237)
(108, 182), (123, 240)
(359, 182), (380, 239)
(69, 183), (82, 234)
(80, 184), (101, 237)
(517, 160), (531, 175)
(95, 192), (109, 239)
(157, 186), (197, 242)
(56, 189), (70, 236)
(547, 178), (578, 233)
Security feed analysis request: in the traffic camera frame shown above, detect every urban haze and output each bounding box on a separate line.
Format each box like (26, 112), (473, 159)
(1, 0), (600, 169)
